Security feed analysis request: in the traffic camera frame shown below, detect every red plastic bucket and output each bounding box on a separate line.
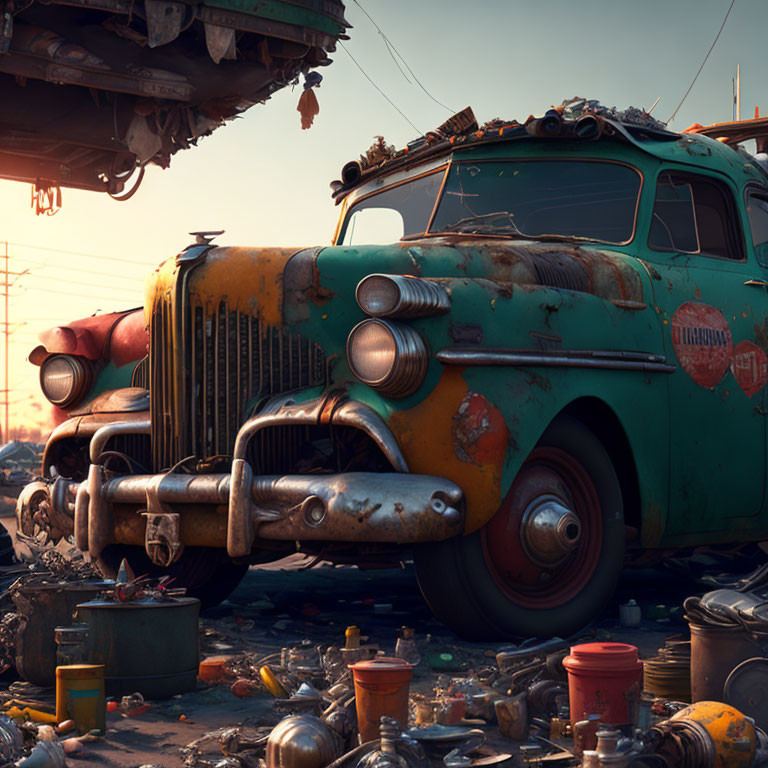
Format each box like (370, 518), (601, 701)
(563, 642), (643, 725)
(350, 657), (413, 742)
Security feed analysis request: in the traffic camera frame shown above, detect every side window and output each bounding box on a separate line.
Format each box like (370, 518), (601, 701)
(746, 190), (768, 267)
(649, 171), (743, 260)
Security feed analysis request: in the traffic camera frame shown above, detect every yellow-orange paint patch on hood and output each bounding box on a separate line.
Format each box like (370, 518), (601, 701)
(187, 247), (301, 326)
(388, 368), (509, 535)
(144, 257), (177, 326)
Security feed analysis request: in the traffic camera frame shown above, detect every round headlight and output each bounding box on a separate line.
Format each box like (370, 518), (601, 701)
(346, 319), (428, 397)
(356, 274), (451, 318)
(40, 355), (91, 407)
(356, 275), (401, 316)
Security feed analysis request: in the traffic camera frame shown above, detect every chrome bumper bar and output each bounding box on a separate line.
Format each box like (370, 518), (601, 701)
(36, 394), (464, 563)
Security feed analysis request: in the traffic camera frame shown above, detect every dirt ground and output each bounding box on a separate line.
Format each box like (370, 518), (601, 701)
(0, 511), (714, 768)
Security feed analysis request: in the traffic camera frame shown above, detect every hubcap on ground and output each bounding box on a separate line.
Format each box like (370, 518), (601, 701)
(482, 446), (602, 610)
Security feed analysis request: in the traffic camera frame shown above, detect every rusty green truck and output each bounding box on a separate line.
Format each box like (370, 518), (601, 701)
(19, 105), (768, 639)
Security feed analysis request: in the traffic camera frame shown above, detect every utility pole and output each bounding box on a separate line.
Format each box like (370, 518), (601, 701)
(0, 243), (31, 444)
(2, 241), (8, 444)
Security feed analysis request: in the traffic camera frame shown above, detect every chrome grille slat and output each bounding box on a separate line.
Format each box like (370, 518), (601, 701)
(150, 294), (326, 472)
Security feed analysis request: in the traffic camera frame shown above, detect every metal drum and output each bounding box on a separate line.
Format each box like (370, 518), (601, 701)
(76, 596), (200, 699)
(12, 582), (108, 687)
(689, 623), (764, 702)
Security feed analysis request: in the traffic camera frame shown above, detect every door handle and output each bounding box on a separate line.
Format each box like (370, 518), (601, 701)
(745, 279), (768, 287)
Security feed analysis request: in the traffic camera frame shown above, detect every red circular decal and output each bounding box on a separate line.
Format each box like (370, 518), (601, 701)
(671, 302), (732, 389)
(731, 340), (768, 398)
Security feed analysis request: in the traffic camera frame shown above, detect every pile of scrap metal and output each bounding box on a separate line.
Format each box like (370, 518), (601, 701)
(329, 98), (674, 204)
(0, 533), (102, 679)
(0, 444), (43, 487)
(0, 0), (349, 203)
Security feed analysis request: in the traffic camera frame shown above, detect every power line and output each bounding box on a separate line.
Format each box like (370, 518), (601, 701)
(6, 241), (160, 268)
(339, 42), (422, 134)
(18, 285), (141, 301)
(667, 0), (737, 123)
(21, 272), (143, 293)
(12, 255), (145, 283)
(352, 0), (455, 115)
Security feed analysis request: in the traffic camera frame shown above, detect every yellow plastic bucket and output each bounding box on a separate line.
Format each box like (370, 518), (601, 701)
(55, 664), (106, 734)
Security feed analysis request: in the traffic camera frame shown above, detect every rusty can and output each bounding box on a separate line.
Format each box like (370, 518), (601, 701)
(689, 623), (764, 702)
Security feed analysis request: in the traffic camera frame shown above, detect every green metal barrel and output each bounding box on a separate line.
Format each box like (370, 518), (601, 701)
(75, 597), (200, 699)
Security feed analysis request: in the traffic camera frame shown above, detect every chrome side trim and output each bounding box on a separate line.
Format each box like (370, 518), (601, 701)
(436, 346), (676, 373)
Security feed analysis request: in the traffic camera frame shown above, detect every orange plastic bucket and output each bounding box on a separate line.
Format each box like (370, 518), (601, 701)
(351, 657), (413, 742)
(563, 642), (643, 725)
(198, 657), (230, 683)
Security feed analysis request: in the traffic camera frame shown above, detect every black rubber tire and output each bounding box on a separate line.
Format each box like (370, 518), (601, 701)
(98, 544), (248, 609)
(414, 416), (625, 641)
(0, 521), (14, 566)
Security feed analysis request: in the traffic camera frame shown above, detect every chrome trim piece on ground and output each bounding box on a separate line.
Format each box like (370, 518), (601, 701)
(436, 346), (676, 373)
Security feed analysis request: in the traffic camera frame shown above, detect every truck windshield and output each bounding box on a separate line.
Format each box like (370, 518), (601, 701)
(340, 172), (444, 245)
(430, 160), (641, 244)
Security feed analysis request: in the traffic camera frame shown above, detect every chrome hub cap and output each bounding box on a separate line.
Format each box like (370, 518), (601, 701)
(520, 494), (582, 567)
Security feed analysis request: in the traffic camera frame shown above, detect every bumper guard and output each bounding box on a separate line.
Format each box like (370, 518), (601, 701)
(41, 395), (464, 564)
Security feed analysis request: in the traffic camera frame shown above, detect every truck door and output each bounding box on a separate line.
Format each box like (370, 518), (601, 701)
(644, 169), (766, 540)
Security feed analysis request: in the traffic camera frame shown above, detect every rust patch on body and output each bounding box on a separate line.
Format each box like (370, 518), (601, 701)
(388, 369), (508, 533)
(452, 392), (509, 466)
(188, 246), (300, 326)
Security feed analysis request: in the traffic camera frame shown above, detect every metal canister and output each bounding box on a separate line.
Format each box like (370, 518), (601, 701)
(12, 582), (109, 687)
(55, 625), (89, 668)
(75, 596), (200, 699)
(689, 623), (764, 702)
(643, 637), (692, 702)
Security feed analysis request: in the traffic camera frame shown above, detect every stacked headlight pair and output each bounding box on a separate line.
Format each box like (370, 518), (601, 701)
(346, 274), (449, 397)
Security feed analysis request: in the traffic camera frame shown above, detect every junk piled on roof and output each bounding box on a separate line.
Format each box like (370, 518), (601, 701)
(330, 97), (673, 204)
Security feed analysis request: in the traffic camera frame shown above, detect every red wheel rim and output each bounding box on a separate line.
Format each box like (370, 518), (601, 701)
(482, 446), (603, 610)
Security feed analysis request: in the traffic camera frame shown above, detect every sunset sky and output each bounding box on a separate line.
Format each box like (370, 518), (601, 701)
(0, 0), (761, 439)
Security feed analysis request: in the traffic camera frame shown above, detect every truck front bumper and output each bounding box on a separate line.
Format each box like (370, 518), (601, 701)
(21, 394), (464, 565)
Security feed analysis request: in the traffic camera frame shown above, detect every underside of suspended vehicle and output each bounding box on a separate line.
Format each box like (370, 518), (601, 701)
(0, 0), (348, 204)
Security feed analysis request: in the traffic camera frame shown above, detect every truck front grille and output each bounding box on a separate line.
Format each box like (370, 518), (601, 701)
(150, 298), (326, 472)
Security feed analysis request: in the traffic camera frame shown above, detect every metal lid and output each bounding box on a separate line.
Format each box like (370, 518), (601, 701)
(724, 657), (768, 730)
(76, 596), (200, 609)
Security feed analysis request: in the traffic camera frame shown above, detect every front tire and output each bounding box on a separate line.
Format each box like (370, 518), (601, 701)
(414, 416), (625, 640)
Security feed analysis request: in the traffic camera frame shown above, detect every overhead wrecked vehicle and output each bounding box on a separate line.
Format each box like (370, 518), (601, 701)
(0, 0), (348, 204)
(19, 102), (768, 639)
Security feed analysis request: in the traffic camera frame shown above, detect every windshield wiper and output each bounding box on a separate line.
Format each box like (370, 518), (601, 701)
(525, 233), (596, 245)
(439, 214), (604, 246)
(441, 211), (525, 235)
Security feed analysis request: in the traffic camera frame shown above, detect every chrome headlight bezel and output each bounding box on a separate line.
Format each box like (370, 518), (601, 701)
(346, 319), (428, 397)
(355, 274), (450, 318)
(39, 354), (92, 408)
